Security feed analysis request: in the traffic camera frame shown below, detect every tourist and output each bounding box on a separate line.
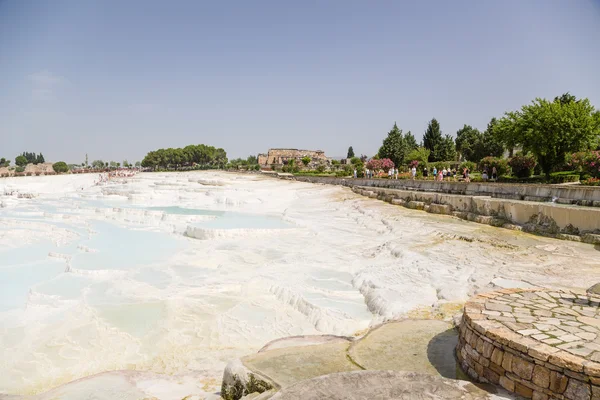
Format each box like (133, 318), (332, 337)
(433, 166), (437, 179)
(411, 165), (416, 180)
(442, 167), (447, 181)
(394, 168), (398, 180)
(452, 168), (457, 181)
(492, 166), (497, 181)
(353, 168), (357, 178)
(465, 168), (471, 183)
(423, 167), (428, 180)
(482, 170), (488, 182)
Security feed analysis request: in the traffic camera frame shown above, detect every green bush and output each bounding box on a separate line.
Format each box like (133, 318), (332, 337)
(548, 172), (580, 184)
(52, 161), (69, 173)
(15, 166), (25, 173)
(479, 157), (510, 176)
(316, 164), (326, 173)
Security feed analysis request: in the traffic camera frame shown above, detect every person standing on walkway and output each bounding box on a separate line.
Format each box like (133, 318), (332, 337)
(492, 166), (497, 181)
(354, 168), (357, 178)
(433, 166), (437, 180)
(411, 165), (417, 180)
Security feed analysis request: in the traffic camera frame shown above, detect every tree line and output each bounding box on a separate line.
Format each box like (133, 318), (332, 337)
(141, 144), (227, 170)
(372, 92), (600, 177)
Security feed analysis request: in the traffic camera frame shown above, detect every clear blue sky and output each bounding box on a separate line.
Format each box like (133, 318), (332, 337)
(1, 0), (599, 163)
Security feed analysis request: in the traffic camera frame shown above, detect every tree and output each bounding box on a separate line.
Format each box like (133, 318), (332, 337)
(0, 158), (9, 167)
(438, 134), (457, 161)
(301, 156), (311, 166)
(495, 95), (600, 177)
(85, 154), (89, 167)
(15, 155), (27, 167)
(92, 160), (105, 169)
(378, 122), (406, 166)
(406, 147), (430, 166)
(36, 153), (45, 164)
(478, 118), (504, 158)
(135, 161), (141, 168)
(52, 161), (69, 173)
(347, 146), (355, 158)
(404, 131), (418, 153)
(423, 118), (444, 161)
(455, 125), (482, 161)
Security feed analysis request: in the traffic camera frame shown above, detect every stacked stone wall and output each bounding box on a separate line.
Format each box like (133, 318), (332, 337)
(458, 289), (600, 400)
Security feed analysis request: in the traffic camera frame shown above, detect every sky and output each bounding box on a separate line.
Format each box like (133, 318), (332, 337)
(1, 0), (599, 164)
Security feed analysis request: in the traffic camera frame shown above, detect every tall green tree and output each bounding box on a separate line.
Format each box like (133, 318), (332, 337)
(347, 146), (355, 158)
(495, 95), (600, 177)
(479, 118), (504, 158)
(438, 134), (457, 161)
(377, 122), (406, 166)
(403, 131), (418, 152)
(455, 125), (482, 161)
(423, 118), (443, 161)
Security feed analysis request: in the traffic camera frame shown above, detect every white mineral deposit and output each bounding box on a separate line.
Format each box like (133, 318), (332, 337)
(1, 172), (598, 398)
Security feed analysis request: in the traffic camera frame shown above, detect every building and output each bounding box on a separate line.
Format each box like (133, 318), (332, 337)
(258, 148), (329, 167)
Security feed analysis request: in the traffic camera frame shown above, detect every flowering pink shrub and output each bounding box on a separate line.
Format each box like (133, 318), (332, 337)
(409, 160), (419, 168)
(366, 159), (382, 171)
(508, 154), (536, 178)
(380, 158), (395, 172)
(568, 150), (600, 178)
(366, 158), (395, 172)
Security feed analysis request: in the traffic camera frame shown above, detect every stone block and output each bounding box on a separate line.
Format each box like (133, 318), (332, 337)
(554, 352), (586, 373)
(483, 341), (494, 358)
(491, 347), (504, 366)
(592, 384), (600, 400)
(476, 337), (485, 354)
(515, 382), (534, 398)
(532, 392), (549, 400)
(499, 375), (515, 392)
(513, 357), (535, 380)
(483, 368), (501, 385)
(489, 361), (505, 376)
(564, 379), (591, 400)
(533, 365), (551, 388)
(474, 361), (484, 377)
(550, 371), (569, 394)
(503, 352), (514, 373)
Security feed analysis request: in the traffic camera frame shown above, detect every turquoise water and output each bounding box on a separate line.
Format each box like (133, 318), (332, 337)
(71, 221), (183, 271)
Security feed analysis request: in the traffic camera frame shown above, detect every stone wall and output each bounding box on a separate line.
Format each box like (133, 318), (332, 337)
(457, 288), (600, 400)
(289, 176), (600, 206)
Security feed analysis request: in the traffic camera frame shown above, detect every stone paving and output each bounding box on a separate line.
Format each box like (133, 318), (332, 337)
(458, 288), (600, 400)
(479, 289), (600, 360)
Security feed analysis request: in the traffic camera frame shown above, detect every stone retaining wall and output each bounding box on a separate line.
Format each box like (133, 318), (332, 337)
(290, 176), (600, 206)
(349, 186), (600, 244)
(457, 288), (600, 400)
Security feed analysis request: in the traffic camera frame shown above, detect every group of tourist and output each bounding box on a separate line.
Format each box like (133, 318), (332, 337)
(352, 165), (498, 183)
(95, 169), (138, 185)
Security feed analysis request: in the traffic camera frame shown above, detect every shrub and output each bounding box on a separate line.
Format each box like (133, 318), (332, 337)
(548, 172), (580, 184)
(52, 161), (69, 173)
(316, 164), (326, 173)
(15, 166), (25, 173)
(568, 150), (600, 178)
(478, 157), (509, 176)
(508, 154), (537, 178)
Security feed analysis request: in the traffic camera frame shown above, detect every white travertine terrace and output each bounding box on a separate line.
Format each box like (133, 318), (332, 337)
(0, 172), (599, 398)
